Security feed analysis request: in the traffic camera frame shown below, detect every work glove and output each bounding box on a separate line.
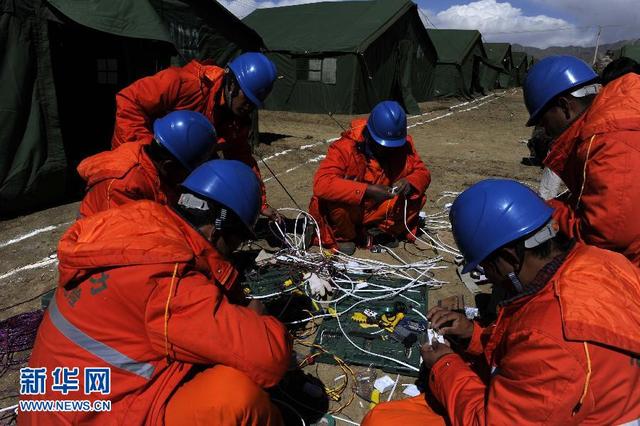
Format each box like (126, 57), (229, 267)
(305, 272), (334, 298)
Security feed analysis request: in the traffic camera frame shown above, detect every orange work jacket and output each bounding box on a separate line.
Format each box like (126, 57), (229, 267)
(308, 119), (431, 248)
(76, 143), (170, 218)
(545, 73), (640, 266)
(429, 244), (640, 425)
(111, 61), (266, 208)
(20, 201), (291, 425)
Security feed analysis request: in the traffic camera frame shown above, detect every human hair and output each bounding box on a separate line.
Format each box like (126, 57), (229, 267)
(514, 230), (573, 260)
(601, 57), (640, 85)
(174, 190), (250, 237)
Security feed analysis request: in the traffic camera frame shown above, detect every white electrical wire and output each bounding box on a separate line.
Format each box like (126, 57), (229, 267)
(333, 415), (360, 425)
(335, 301), (420, 372)
(272, 398), (306, 426)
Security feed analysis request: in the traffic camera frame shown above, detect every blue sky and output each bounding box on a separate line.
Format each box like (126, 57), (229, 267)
(220, 0), (640, 48)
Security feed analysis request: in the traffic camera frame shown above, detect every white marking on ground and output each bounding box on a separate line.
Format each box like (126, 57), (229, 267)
(0, 255), (58, 282)
(0, 222), (70, 249)
(264, 155), (326, 183)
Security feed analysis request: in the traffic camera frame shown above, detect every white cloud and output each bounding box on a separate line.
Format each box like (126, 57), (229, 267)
(219, 0), (346, 19)
(530, 0), (640, 45)
(421, 0), (596, 48)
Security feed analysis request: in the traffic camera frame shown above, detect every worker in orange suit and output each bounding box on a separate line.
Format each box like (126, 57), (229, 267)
(21, 160), (291, 426)
(524, 56), (640, 266)
(77, 110), (216, 218)
(111, 52), (281, 219)
(308, 101), (431, 254)
(363, 180), (640, 426)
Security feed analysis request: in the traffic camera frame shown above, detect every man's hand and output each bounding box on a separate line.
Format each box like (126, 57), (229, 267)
(247, 299), (267, 315)
(421, 340), (454, 369)
(365, 184), (395, 203)
(392, 178), (412, 197)
(427, 307), (474, 339)
(261, 205), (283, 222)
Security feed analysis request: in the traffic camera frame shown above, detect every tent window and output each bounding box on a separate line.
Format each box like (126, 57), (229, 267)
(321, 58), (337, 84)
(308, 59), (322, 81)
(296, 57), (337, 84)
(97, 59), (117, 85)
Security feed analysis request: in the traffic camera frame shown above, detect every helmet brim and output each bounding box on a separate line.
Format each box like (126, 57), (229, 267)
(367, 127), (406, 148)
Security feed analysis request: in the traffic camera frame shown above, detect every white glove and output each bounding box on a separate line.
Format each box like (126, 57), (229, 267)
(305, 272), (334, 298)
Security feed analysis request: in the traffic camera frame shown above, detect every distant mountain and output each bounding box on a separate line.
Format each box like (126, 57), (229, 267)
(512, 40), (638, 62)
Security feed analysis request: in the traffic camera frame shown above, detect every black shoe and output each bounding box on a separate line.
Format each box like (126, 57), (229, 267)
(337, 241), (356, 255)
(367, 228), (399, 248)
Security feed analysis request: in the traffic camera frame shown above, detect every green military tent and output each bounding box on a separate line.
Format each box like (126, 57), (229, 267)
(616, 44), (640, 62)
(243, 0), (437, 115)
(511, 52), (530, 86)
(426, 29), (489, 98)
(0, 0), (262, 215)
(482, 43), (513, 89)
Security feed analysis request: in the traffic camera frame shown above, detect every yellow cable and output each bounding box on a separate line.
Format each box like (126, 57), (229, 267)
(163, 263), (179, 359)
(576, 135), (595, 209)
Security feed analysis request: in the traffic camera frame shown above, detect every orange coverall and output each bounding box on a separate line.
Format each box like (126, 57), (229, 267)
(111, 60), (267, 208)
(308, 119), (431, 249)
(20, 201), (291, 425)
(76, 143), (171, 218)
(363, 244), (640, 425)
(545, 73), (640, 266)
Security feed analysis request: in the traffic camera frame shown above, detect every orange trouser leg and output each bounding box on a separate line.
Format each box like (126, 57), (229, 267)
(164, 365), (283, 426)
(325, 202), (362, 242)
(363, 195), (426, 237)
(361, 395), (446, 426)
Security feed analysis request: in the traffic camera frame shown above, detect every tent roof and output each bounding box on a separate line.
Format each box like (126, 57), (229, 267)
(47, 0), (262, 47)
(484, 43), (511, 64)
(426, 29), (485, 64)
(243, 0), (414, 54)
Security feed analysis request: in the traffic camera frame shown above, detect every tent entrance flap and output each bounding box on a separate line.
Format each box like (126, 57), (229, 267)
(398, 40), (420, 114)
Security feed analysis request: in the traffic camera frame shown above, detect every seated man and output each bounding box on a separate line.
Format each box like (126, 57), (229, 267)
(308, 101), (431, 254)
(363, 179), (640, 425)
(22, 160), (291, 426)
(77, 110), (216, 217)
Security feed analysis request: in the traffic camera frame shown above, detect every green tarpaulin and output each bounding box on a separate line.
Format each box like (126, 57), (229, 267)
(511, 51), (529, 86)
(483, 42), (513, 89)
(618, 44), (640, 62)
(244, 0), (437, 114)
(0, 0), (262, 215)
(427, 29), (488, 98)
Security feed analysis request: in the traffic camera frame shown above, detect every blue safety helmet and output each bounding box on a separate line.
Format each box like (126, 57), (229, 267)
(366, 101), (408, 148)
(450, 179), (554, 273)
(228, 52), (277, 108)
(153, 111), (216, 171)
(182, 160), (261, 233)
(524, 55), (598, 126)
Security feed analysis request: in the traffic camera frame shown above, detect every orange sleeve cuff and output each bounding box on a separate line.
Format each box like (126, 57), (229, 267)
(466, 322), (485, 356)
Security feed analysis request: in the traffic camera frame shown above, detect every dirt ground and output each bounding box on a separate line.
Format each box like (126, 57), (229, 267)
(0, 89), (541, 424)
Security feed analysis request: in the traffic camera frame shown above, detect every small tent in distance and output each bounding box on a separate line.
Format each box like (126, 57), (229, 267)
(243, 0), (438, 114)
(511, 51), (530, 86)
(0, 0), (262, 215)
(612, 44), (640, 62)
(426, 29), (490, 98)
(483, 43), (514, 89)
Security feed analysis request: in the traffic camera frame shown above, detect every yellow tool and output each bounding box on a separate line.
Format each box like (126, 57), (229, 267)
(379, 312), (405, 332)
